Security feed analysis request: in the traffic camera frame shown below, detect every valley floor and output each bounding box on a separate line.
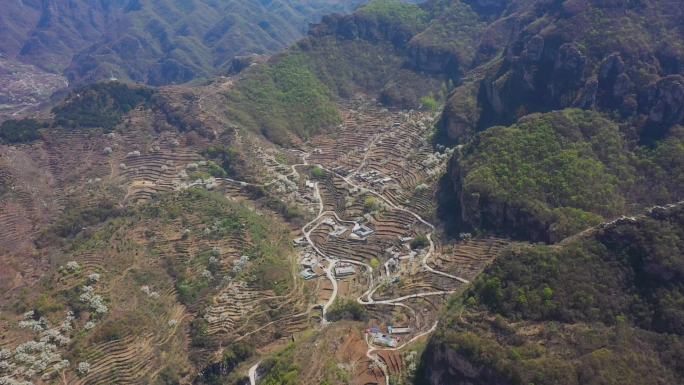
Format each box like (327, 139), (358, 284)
(0, 95), (507, 385)
(217, 99), (509, 385)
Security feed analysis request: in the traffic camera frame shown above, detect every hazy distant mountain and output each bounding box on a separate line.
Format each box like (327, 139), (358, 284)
(0, 0), (367, 86)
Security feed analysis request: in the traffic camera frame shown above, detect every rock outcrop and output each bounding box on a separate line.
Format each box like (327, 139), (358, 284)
(438, 0), (684, 141)
(417, 340), (511, 385)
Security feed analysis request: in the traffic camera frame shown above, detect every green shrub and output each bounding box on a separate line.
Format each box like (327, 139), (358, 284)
(190, 318), (210, 348)
(311, 166), (327, 179)
(204, 146), (242, 177)
(326, 298), (369, 322)
(45, 200), (122, 239)
(260, 344), (300, 385)
(358, 0), (429, 31)
(225, 54), (340, 144)
(364, 196), (381, 212)
(0, 119), (42, 143)
(471, 207), (684, 334)
(410, 234), (429, 249)
(52, 81), (154, 131)
(420, 95), (438, 112)
(199, 342), (255, 385)
(177, 278), (209, 305)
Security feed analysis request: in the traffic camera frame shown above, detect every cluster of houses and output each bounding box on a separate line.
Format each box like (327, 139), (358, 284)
(366, 325), (413, 348)
(321, 217), (375, 240)
(294, 180), (319, 209)
(334, 262), (356, 278)
(298, 251), (320, 281)
(352, 223), (375, 238)
(354, 170), (393, 188)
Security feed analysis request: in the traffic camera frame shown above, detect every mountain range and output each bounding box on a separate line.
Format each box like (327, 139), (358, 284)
(0, 0), (682, 384)
(0, 0), (368, 119)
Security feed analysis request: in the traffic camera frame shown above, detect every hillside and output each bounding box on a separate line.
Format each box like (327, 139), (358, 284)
(1, 188), (300, 385)
(1, 0), (683, 384)
(0, 79), (318, 385)
(450, 109), (684, 242)
(2, 0), (368, 84)
(416, 203), (684, 385)
(218, 0), (684, 231)
(215, 0), (495, 143)
(0, 78), (468, 385)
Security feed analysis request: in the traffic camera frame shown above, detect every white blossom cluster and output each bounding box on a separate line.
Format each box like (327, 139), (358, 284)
(1, 340), (63, 382)
(0, 376), (34, 385)
(79, 286), (108, 315)
(201, 270), (213, 280)
(87, 273), (100, 283)
(140, 285), (160, 299)
(167, 319), (178, 328)
(232, 255), (250, 274)
(1, 309), (76, 384)
(17, 313), (46, 333)
(64, 261), (80, 273)
(52, 360), (69, 372)
(274, 175), (297, 194)
(77, 362), (90, 376)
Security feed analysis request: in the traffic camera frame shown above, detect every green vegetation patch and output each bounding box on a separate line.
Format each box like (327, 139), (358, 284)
(456, 110), (642, 240)
(197, 341), (255, 384)
(417, 316), (684, 385)
(0, 119), (43, 144)
(470, 206), (684, 334)
(462, 110), (629, 215)
(141, 189), (293, 301)
(410, 234), (429, 250)
(39, 198), (123, 244)
(326, 298), (369, 322)
(358, 0), (428, 31)
(52, 81), (154, 131)
(225, 54), (340, 144)
(419, 206), (684, 385)
(259, 343), (300, 385)
(454, 110), (684, 241)
(204, 146), (244, 178)
(310, 165), (327, 179)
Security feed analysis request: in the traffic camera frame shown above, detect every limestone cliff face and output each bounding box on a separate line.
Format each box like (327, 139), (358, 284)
(416, 340), (511, 385)
(438, 0), (684, 142)
(475, 39), (684, 137)
(449, 155), (553, 243)
(406, 42), (461, 75)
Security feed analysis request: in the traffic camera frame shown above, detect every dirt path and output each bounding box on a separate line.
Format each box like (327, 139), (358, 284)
(238, 110), (464, 384)
(248, 361), (260, 385)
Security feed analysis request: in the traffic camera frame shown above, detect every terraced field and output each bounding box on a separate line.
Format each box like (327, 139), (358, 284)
(243, 99), (509, 385)
(0, 95), (507, 385)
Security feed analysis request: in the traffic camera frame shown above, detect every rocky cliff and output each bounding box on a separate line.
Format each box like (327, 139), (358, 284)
(439, 0), (684, 143)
